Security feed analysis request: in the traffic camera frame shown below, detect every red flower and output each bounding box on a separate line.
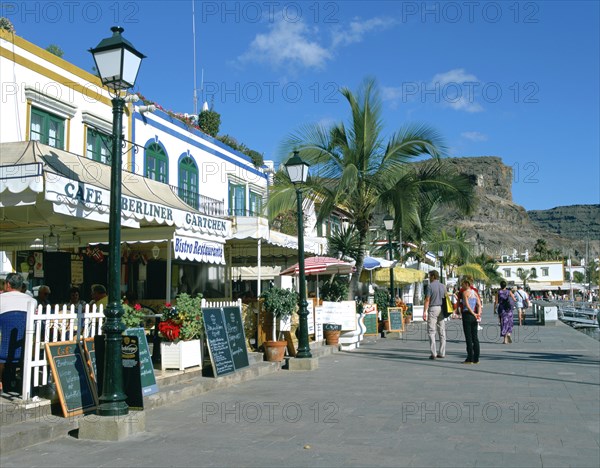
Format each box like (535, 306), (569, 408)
(134, 303), (142, 310)
(158, 319), (181, 341)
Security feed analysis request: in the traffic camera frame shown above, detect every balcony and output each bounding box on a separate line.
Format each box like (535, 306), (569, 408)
(170, 185), (225, 217)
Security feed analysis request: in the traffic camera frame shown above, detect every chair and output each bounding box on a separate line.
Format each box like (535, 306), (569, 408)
(0, 311), (27, 393)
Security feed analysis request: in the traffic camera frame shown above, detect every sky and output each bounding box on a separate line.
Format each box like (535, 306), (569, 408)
(3, 0), (599, 211)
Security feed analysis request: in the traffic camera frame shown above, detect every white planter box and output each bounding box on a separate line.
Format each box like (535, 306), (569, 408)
(160, 339), (202, 371)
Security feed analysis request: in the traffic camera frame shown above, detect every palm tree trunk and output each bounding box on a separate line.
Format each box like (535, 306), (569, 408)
(413, 260), (423, 305)
(350, 229), (368, 300)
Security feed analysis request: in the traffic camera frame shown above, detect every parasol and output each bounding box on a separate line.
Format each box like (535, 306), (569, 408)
(280, 256), (355, 300)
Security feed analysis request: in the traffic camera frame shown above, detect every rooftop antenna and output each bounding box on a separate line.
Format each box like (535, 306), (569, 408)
(192, 0), (198, 115)
(201, 68), (208, 111)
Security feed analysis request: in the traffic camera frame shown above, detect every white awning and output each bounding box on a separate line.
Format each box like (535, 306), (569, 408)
(229, 216), (327, 262)
(0, 141), (231, 248)
(231, 266), (282, 280)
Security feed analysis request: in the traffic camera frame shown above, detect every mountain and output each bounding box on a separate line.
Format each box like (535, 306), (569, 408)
(528, 205), (600, 241)
(438, 157), (599, 258)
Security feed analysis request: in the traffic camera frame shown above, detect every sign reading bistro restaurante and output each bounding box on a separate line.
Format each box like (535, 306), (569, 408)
(173, 234), (226, 264)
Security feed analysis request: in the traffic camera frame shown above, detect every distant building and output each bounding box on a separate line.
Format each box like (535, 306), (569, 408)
(496, 261), (564, 291)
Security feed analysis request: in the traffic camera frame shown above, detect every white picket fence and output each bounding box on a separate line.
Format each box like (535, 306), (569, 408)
(17, 299), (241, 400)
(200, 298), (242, 309)
(21, 303), (105, 400)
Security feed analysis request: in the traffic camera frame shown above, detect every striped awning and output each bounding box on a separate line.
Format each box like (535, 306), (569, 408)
(280, 256), (355, 277)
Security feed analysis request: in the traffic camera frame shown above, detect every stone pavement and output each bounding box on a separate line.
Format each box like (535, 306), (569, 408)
(1, 305), (599, 467)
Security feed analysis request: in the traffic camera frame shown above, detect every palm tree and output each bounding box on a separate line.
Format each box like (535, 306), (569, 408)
(397, 162), (476, 302)
(433, 227), (472, 278)
(269, 78), (475, 299)
(326, 225), (361, 261)
(517, 269), (533, 289)
(472, 253), (503, 286)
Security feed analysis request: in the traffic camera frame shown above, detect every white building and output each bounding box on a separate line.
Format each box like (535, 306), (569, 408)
(0, 28), (325, 303)
(496, 261), (564, 291)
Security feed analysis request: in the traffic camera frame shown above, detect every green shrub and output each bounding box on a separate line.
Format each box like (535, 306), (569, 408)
(260, 287), (298, 319)
(321, 277), (350, 302)
(374, 288), (389, 320)
(198, 109), (221, 137)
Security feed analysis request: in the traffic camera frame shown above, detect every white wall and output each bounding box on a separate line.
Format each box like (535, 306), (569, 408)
(496, 261), (564, 284)
(0, 31), (117, 154)
(132, 111), (268, 208)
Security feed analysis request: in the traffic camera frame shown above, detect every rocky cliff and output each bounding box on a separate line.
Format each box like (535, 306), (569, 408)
(528, 205), (600, 241)
(439, 157), (599, 258)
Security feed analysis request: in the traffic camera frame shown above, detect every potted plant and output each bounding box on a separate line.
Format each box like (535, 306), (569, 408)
(121, 301), (145, 329)
(260, 287), (298, 362)
(158, 293), (204, 370)
(374, 289), (390, 332)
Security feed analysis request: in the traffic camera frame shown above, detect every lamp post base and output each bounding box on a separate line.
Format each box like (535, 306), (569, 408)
(288, 357), (319, 371)
(78, 411), (146, 441)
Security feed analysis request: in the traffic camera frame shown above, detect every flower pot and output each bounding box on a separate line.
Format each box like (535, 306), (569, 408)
(263, 340), (287, 362)
(379, 319), (389, 332)
(160, 339), (202, 371)
(323, 323), (342, 345)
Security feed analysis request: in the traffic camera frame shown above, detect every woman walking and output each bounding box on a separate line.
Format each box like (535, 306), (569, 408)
(495, 281), (516, 344)
(461, 278), (482, 364)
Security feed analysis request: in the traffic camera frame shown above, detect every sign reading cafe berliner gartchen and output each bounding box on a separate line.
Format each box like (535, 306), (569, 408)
(49, 177), (230, 237)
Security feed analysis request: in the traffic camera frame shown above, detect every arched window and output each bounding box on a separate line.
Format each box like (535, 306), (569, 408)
(178, 156), (199, 208)
(145, 143), (168, 183)
(530, 268), (537, 278)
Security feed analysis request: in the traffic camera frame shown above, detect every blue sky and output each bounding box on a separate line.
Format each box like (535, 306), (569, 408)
(4, 0), (599, 211)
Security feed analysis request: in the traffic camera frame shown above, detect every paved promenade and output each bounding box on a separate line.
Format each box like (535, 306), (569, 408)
(1, 306), (599, 467)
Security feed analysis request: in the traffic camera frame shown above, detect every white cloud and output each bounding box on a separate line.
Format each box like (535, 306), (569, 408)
(331, 17), (396, 48)
(237, 16), (395, 70)
(431, 68), (478, 85)
(461, 131), (488, 142)
(430, 68), (484, 113)
(237, 20), (331, 69)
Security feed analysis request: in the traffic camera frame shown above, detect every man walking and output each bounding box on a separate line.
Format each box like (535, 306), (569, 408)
(422, 270), (447, 360)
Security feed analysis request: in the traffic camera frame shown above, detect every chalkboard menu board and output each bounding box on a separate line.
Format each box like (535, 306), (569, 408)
(124, 328), (158, 396)
(363, 312), (378, 335)
(83, 338), (97, 389)
(45, 341), (98, 417)
(121, 335), (143, 410)
(203, 307), (250, 377)
(387, 308), (404, 332)
(223, 307), (250, 370)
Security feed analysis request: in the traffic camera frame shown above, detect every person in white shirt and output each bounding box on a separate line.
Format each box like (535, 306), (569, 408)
(515, 285), (529, 326)
(0, 273), (38, 315)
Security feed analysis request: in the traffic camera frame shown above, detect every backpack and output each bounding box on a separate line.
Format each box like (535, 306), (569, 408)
(499, 289), (512, 309)
(518, 290), (530, 309)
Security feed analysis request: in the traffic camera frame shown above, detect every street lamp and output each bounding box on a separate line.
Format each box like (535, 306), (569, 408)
(567, 257), (574, 302)
(383, 214), (395, 307)
(284, 151), (312, 359)
(438, 250), (444, 284)
(90, 27), (145, 416)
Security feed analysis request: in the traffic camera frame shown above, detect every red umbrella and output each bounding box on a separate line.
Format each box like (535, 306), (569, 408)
(280, 256), (355, 276)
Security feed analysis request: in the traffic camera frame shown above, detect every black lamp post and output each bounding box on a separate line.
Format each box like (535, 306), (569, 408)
(90, 27), (145, 417)
(383, 214), (395, 307)
(438, 250), (444, 284)
(285, 151), (312, 359)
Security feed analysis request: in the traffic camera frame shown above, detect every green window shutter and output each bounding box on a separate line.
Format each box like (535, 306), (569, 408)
(178, 156), (199, 208)
(145, 143), (169, 183)
(30, 108), (65, 149)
